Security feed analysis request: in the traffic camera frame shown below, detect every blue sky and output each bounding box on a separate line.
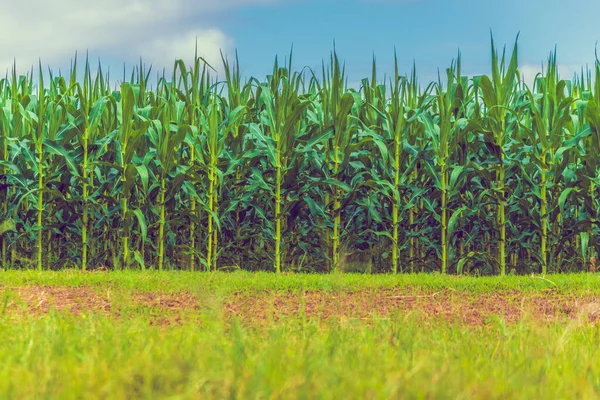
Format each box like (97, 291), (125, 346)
(2, 0), (599, 86)
(223, 0), (600, 84)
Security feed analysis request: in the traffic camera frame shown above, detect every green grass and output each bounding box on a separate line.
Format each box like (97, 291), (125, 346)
(3, 311), (600, 399)
(1, 272), (600, 399)
(2, 269), (600, 293)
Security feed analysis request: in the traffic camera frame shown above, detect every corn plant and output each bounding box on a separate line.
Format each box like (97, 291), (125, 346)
(419, 56), (469, 273)
(117, 83), (150, 268)
(474, 35), (520, 275)
(250, 56), (310, 272)
(520, 51), (576, 273)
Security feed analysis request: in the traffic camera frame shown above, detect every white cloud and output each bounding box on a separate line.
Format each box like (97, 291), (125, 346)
(137, 29), (234, 73)
(519, 63), (580, 87)
(0, 0), (275, 76)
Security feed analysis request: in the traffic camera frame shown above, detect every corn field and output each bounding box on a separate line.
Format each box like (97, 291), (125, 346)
(1, 38), (600, 274)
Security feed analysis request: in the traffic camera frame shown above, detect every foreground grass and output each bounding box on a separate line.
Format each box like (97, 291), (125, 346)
(1, 271), (600, 399)
(2, 310), (600, 399)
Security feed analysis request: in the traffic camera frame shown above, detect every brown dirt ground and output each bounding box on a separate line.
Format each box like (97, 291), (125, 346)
(1, 285), (600, 326)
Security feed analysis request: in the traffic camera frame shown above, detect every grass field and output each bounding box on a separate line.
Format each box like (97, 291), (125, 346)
(1, 271), (600, 399)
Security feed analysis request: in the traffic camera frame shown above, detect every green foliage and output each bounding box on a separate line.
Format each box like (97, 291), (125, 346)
(1, 40), (599, 274)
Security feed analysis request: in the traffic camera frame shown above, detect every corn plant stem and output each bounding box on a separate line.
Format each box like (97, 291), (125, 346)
(36, 148), (43, 271)
(89, 171), (95, 260)
(392, 136), (401, 274)
(332, 156), (340, 272)
(392, 203), (399, 274)
(189, 145), (196, 271)
(556, 212), (562, 270)
(324, 193), (331, 269)
(590, 182), (596, 262)
(158, 176), (166, 271)
(540, 164), (548, 275)
(419, 171), (425, 268)
(275, 149), (282, 273)
(235, 169), (242, 269)
(207, 167), (214, 272)
(498, 161), (506, 276)
(213, 199), (218, 271)
(82, 133), (89, 270)
(104, 189), (110, 265)
(409, 167), (418, 273)
(46, 223), (52, 267)
(1, 203), (6, 268)
(1, 137), (7, 268)
(409, 208), (414, 273)
(333, 195), (341, 271)
(441, 163), (448, 274)
(122, 182), (129, 269)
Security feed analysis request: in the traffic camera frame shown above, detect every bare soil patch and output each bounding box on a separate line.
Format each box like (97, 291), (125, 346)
(7, 286), (111, 315)
(1, 285), (600, 326)
(223, 289), (600, 325)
